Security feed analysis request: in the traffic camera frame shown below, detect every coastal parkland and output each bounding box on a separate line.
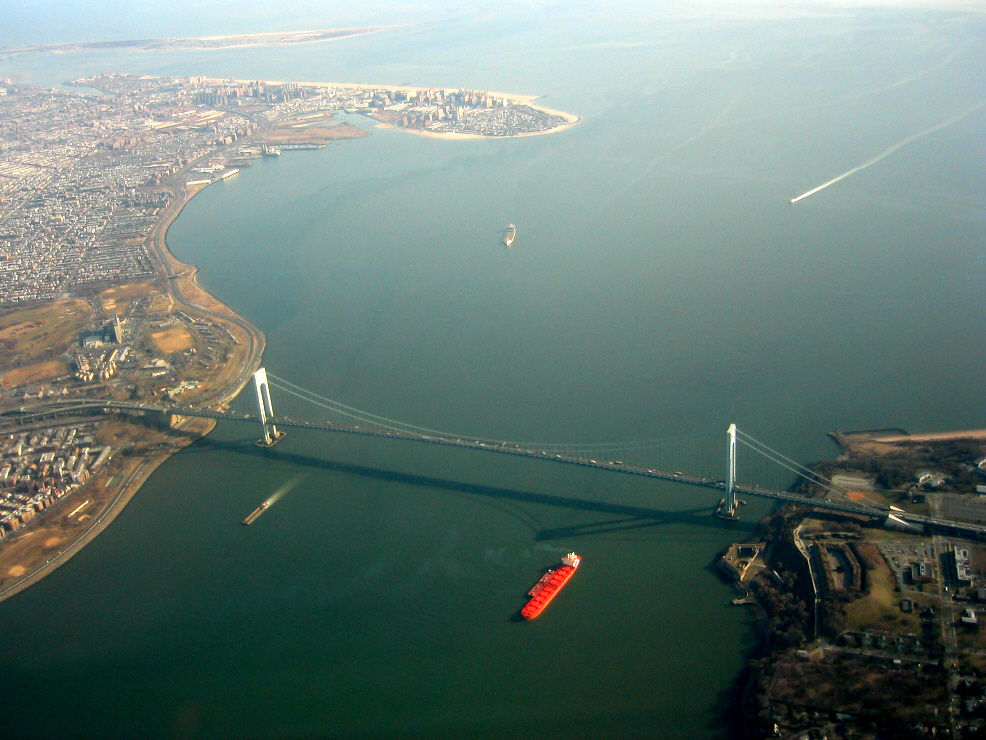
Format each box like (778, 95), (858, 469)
(0, 70), (578, 598)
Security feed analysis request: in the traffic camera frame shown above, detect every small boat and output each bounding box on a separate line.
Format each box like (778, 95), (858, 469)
(503, 223), (516, 247)
(242, 501), (270, 525)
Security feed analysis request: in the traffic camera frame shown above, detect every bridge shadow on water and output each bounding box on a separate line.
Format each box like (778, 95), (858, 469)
(187, 435), (744, 539)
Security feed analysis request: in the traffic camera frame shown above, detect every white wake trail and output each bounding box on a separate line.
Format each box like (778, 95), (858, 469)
(602, 93), (739, 210)
(790, 100), (986, 203)
(266, 474), (307, 506)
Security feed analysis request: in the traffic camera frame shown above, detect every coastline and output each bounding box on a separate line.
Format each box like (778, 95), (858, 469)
(0, 417), (216, 603)
(377, 95), (579, 139)
(0, 178), (266, 604)
(0, 73), (575, 600)
(218, 78), (580, 138)
(731, 429), (986, 739)
(834, 428), (986, 445)
(146, 181), (267, 405)
(372, 121), (578, 140)
(2, 28), (393, 55)
(380, 105), (580, 140)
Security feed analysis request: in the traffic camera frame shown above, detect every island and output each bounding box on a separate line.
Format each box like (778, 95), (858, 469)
(0, 70), (578, 600)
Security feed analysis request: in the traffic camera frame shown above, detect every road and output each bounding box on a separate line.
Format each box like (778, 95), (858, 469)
(0, 160), (268, 602)
(144, 178), (265, 406)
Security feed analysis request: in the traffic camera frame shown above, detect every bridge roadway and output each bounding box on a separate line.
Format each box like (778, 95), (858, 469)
(8, 399), (986, 540)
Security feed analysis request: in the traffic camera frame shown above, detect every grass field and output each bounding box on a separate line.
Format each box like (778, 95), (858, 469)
(99, 282), (157, 313)
(845, 546), (938, 634)
(0, 299), (91, 369)
(861, 528), (923, 544)
(1, 358), (70, 387)
(147, 293), (173, 313)
(150, 326), (195, 353)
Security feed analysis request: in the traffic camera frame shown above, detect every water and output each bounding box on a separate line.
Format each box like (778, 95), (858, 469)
(1, 3), (985, 738)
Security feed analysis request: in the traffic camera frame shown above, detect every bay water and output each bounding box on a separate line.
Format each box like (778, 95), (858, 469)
(0, 3), (984, 737)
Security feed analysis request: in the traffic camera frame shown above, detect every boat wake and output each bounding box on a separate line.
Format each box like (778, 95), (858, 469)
(267, 473), (307, 506)
(790, 99), (985, 203)
(242, 474), (307, 525)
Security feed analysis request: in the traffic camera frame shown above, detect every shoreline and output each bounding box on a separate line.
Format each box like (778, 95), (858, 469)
(0, 73), (576, 599)
(0, 177), (266, 603)
(834, 428), (986, 445)
(372, 118), (579, 140)
(2, 28), (393, 56)
(732, 431), (986, 738)
(390, 100), (580, 140)
(217, 78), (580, 138)
(0, 417), (215, 603)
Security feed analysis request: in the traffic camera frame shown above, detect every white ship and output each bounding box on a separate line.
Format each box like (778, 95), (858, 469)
(503, 224), (516, 247)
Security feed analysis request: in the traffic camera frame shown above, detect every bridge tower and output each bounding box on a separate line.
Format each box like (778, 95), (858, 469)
(726, 423), (737, 512)
(716, 423), (740, 519)
(253, 368), (285, 447)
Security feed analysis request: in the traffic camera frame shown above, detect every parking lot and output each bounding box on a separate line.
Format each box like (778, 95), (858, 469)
(878, 540), (938, 587)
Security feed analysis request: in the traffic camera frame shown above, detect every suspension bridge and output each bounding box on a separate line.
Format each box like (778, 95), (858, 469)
(12, 364), (983, 541)
(243, 369), (880, 519)
(7, 366), (986, 538)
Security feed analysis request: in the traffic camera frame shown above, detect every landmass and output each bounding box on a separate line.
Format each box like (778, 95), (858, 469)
(0, 28), (390, 55)
(0, 71), (578, 600)
(721, 429), (986, 739)
(367, 88), (579, 138)
(0, 61), (982, 737)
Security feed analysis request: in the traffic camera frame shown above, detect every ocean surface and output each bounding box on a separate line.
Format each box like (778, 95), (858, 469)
(1, 2), (984, 738)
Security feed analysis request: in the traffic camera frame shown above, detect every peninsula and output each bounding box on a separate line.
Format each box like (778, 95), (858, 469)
(0, 71), (578, 600)
(0, 28), (391, 55)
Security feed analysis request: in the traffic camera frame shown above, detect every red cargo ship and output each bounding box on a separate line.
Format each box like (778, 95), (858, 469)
(521, 552), (580, 620)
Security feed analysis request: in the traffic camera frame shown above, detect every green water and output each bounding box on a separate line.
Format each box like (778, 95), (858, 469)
(0, 4), (984, 738)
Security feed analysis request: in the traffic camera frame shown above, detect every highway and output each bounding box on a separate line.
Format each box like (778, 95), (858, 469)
(7, 398), (986, 541)
(144, 171), (265, 409)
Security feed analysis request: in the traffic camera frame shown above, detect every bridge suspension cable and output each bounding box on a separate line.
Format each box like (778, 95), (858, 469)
(735, 428), (880, 507)
(265, 374), (864, 499)
(266, 372), (715, 454)
(736, 429), (841, 490)
(267, 376), (432, 435)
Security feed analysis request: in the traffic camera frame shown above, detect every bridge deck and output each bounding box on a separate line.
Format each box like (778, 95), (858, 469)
(8, 399), (986, 540)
